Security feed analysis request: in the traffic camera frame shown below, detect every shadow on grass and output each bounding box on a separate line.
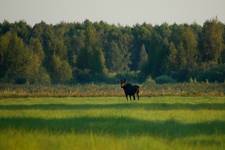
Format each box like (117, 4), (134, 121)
(0, 103), (225, 110)
(0, 116), (224, 139)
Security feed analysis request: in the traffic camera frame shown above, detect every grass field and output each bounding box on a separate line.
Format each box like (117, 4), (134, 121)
(0, 96), (225, 150)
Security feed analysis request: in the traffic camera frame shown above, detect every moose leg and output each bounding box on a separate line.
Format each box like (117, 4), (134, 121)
(133, 94), (135, 100)
(129, 95), (131, 100)
(137, 92), (139, 100)
(125, 94), (128, 101)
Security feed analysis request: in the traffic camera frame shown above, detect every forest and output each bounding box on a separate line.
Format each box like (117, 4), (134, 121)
(0, 18), (224, 84)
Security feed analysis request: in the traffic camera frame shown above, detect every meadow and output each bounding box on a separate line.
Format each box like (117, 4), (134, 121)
(0, 96), (225, 150)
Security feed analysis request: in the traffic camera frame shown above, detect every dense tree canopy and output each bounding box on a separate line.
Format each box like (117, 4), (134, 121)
(0, 18), (224, 84)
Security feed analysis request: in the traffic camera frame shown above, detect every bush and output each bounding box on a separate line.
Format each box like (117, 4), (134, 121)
(75, 69), (108, 83)
(15, 77), (27, 84)
(35, 68), (51, 85)
(115, 71), (140, 83)
(197, 64), (225, 82)
(144, 76), (156, 85)
(155, 75), (176, 84)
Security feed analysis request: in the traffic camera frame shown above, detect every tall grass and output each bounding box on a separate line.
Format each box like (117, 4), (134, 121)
(0, 83), (224, 97)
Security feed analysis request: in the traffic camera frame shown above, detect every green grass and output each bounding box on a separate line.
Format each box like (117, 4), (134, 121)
(0, 96), (225, 150)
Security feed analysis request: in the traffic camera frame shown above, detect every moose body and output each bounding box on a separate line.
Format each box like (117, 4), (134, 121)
(120, 79), (139, 101)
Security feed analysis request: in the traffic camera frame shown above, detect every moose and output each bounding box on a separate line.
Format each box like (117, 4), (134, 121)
(120, 79), (140, 101)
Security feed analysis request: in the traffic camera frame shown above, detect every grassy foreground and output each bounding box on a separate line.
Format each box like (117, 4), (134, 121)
(0, 97), (225, 150)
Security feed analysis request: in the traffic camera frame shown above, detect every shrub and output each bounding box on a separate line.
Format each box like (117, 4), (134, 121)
(197, 64), (225, 82)
(144, 76), (156, 85)
(35, 67), (51, 85)
(155, 75), (176, 84)
(15, 77), (27, 84)
(115, 71), (140, 83)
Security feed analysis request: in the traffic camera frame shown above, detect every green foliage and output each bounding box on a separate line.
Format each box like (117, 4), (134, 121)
(76, 47), (106, 81)
(130, 24), (153, 70)
(197, 64), (225, 82)
(180, 26), (198, 69)
(168, 25), (198, 81)
(0, 19), (225, 84)
(107, 41), (124, 72)
(104, 28), (132, 73)
(90, 47), (107, 74)
(143, 29), (170, 77)
(201, 18), (224, 63)
(0, 32), (34, 83)
(168, 42), (177, 70)
(50, 55), (72, 83)
(34, 67), (51, 85)
(116, 71), (140, 83)
(144, 76), (156, 85)
(29, 38), (45, 61)
(155, 75), (176, 84)
(138, 44), (148, 70)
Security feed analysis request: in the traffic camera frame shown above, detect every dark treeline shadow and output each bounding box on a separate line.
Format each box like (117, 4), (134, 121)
(0, 116), (224, 139)
(0, 103), (225, 110)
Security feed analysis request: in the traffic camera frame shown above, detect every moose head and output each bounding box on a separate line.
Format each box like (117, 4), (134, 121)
(120, 79), (127, 88)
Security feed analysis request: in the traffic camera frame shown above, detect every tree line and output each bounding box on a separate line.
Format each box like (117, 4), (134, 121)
(0, 18), (224, 84)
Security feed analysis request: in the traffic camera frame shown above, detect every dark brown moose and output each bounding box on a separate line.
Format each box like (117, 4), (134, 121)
(120, 79), (140, 101)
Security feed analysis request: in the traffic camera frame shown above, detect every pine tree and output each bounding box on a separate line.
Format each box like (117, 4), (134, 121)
(138, 44), (148, 70)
